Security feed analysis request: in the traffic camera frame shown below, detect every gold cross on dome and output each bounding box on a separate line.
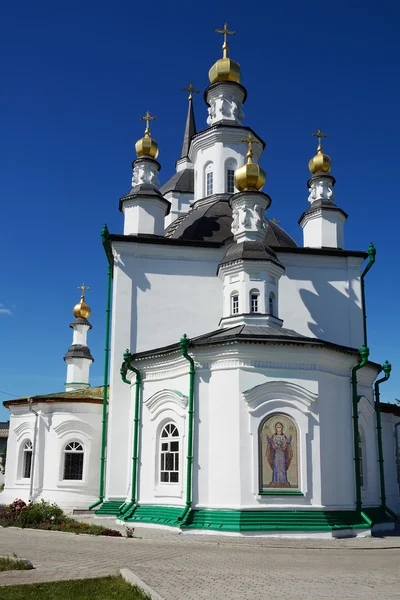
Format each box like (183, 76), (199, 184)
(312, 127), (327, 151)
(182, 82), (200, 100)
(241, 133), (260, 162)
(215, 22), (236, 58)
(271, 217), (280, 224)
(77, 283), (89, 298)
(140, 111), (156, 136)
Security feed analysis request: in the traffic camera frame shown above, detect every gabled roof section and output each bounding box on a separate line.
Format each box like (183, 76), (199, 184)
(3, 386), (107, 408)
(160, 169), (194, 196)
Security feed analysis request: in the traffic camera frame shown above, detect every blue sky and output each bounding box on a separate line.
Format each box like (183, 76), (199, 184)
(1, 0), (399, 420)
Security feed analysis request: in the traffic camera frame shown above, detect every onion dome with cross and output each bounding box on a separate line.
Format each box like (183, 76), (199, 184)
(73, 284), (91, 319)
(135, 111), (159, 159)
(209, 22), (241, 84)
(308, 128), (331, 175)
(234, 134), (266, 192)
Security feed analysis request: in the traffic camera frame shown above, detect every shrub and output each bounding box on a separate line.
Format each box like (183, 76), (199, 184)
(18, 500), (65, 527)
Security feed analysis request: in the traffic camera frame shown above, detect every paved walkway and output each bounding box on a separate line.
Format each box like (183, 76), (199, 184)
(0, 524), (399, 599)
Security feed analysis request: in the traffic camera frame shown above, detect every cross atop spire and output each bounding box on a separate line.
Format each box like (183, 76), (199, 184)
(312, 127), (327, 152)
(241, 133), (260, 163)
(182, 82), (200, 101)
(140, 111), (156, 136)
(77, 283), (90, 300)
(215, 22), (236, 58)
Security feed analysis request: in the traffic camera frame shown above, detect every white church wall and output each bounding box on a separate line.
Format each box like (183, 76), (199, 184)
(164, 191), (193, 228)
(382, 413), (400, 514)
(277, 252), (364, 348)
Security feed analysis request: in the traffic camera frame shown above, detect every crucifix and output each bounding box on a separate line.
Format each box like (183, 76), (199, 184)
(182, 82), (200, 101)
(140, 111), (156, 136)
(312, 127), (327, 151)
(271, 217), (280, 225)
(215, 22), (236, 58)
(77, 284), (89, 299)
(241, 133), (260, 162)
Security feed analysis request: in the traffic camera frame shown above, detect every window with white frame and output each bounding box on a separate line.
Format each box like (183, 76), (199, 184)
(268, 292), (275, 315)
(226, 169), (235, 194)
(206, 171), (214, 196)
(231, 293), (239, 315)
(160, 423), (180, 483)
(250, 290), (259, 313)
(63, 441), (84, 480)
(22, 440), (33, 479)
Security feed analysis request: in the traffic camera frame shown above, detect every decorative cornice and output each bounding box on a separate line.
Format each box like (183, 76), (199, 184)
(144, 389), (188, 421)
(243, 380), (318, 415)
(13, 421), (34, 441)
(53, 420), (96, 439)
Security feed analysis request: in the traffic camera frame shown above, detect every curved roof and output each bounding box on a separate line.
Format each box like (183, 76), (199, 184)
(165, 196), (298, 247)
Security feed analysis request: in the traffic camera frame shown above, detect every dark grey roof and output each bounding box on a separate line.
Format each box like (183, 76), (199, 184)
(298, 199), (348, 224)
(219, 241), (284, 269)
(64, 345), (94, 362)
(165, 196), (298, 248)
(70, 317), (92, 330)
(119, 184), (171, 215)
(160, 169), (194, 195)
(181, 98), (196, 158)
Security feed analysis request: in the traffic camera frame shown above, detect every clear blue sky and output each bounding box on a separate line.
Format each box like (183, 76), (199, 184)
(1, 0), (399, 420)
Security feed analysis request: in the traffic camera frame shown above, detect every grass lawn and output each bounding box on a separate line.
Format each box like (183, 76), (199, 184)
(0, 576), (151, 599)
(0, 556), (32, 571)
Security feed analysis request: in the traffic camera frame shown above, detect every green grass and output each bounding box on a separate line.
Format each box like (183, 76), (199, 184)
(0, 555), (32, 571)
(0, 576), (151, 599)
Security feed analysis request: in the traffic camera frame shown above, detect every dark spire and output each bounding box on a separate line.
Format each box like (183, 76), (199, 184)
(180, 98), (197, 159)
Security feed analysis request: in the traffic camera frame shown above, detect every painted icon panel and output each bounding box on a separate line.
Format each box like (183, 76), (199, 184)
(259, 414), (299, 492)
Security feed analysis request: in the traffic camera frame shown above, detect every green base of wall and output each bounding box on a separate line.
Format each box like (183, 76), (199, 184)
(95, 500), (126, 515)
(121, 505), (390, 532)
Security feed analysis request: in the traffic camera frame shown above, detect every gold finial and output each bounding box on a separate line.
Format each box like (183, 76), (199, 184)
(234, 134), (266, 192)
(308, 127), (331, 174)
(140, 111), (156, 137)
(215, 22), (236, 59)
(241, 133), (260, 163)
(73, 284), (91, 319)
(136, 111), (159, 159)
(182, 82), (200, 101)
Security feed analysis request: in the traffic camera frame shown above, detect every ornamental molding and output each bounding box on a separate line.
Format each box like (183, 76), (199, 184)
(13, 421), (34, 441)
(112, 243), (222, 264)
(243, 380), (319, 415)
(53, 420), (95, 440)
(358, 395), (375, 426)
(144, 389), (188, 421)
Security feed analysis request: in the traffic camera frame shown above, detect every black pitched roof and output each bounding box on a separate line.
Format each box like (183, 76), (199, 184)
(119, 184), (171, 215)
(181, 98), (196, 158)
(64, 345), (94, 362)
(219, 241), (284, 269)
(298, 199), (348, 224)
(160, 169), (194, 195)
(70, 317), (92, 330)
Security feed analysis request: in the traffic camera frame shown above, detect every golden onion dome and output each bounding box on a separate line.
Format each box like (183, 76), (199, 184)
(73, 285), (91, 319)
(209, 22), (241, 84)
(135, 111), (159, 159)
(234, 134), (266, 192)
(308, 128), (331, 175)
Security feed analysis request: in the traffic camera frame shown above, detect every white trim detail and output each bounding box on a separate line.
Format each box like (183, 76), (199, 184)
(144, 389), (188, 421)
(14, 422), (34, 441)
(53, 420), (95, 439)
(243, 380), (318, 415)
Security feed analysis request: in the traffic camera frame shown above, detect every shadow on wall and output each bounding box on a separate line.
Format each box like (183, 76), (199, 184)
(299, 278), (360, 345)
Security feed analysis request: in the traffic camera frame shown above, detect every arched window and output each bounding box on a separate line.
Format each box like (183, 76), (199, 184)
(250, 290), (260, 313)
(205, 162), (214, 196)
(160, 423), (179, 483)
(268, 292), (275, 316)
(63, 441), (84, 481)
(22, 440), (33, 479)
(225, 158), (237, 194)
(358, 430), (365, 488)
(259, 413), (299, 492)
(231, 292), (239, 315)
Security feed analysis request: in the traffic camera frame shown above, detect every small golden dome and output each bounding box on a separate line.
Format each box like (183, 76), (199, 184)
(209, 22), (241, 84)
(234, 134), (266, 192)
(135, 111), (159, 159)
(308, 128), (331, 175)
(73, 285), (91, 319)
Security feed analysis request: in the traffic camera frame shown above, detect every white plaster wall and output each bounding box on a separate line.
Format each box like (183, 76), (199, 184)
(302, 210), (346, 249)
(123, 198), (168, 236)
(66, 358), (91, 387)
(164, 191), (193, 228)
(383, 413), (400, 513)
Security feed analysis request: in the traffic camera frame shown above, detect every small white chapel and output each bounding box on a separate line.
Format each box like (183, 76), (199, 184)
(2, 23), (400, 537)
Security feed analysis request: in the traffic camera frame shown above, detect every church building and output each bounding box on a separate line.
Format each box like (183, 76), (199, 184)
(2, 24), (400, 536)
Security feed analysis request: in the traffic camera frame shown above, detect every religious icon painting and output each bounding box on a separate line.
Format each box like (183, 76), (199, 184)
(259, 413), (300, 492)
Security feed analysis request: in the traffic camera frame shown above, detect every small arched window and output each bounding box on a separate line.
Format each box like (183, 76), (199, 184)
(205, 162), (214, 196)
(231, 292), (239, 315)
(160, 423), (180, 483)
(268, 292), (276, 316)
(225, 159), (237, 194)
(250, 290), (260, 313)
(63, 441), (84, 481)
(22, 440), (33, 479)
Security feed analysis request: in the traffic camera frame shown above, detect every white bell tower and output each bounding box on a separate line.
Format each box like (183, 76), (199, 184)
(64, 284), (94, 391)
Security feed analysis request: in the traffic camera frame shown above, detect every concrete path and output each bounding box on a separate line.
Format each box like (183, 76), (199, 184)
(0, 525), (399, 599)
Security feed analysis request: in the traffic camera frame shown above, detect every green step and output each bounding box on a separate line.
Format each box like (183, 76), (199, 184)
(123, 505), (182, 525)
(95, 500), (125, 515)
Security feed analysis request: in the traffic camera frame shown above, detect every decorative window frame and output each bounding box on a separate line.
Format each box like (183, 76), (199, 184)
(53, 420), (93, 488)
(225, 158), (237, 194)
(204, 161), (214, 197)
(17, 437), (33, 482)
(242, 380), (318, 501)
(63, 441), (85, 482)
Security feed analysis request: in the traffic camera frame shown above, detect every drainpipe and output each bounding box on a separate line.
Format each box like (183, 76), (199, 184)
(375, 361), (398, 519)
(351, 345), (369, 519)
(360, 243), (376, 347)
(89, 224), (113, 511)
(178, 334), (195, 524)
(28, 399), (39, 502)
(119, 350), (141, 516)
